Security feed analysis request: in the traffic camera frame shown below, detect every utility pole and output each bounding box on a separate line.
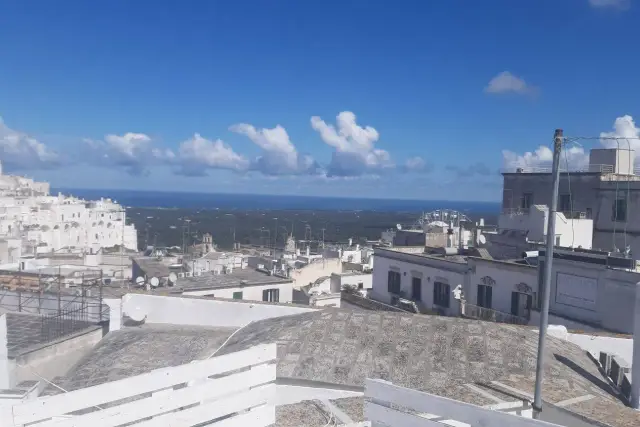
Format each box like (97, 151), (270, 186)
(533, 129), (563, 418)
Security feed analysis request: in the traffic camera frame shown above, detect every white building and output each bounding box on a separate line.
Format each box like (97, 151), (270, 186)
(192, 251), (247, 274)
(176, 268), (294, 304)
(0, 162), (138, 262)
(330, 271), (372, 292)
(371, 247), (468, 317)
(483, 204), (593, 260)
(502, 146), (640, 256)
(372, 246), (640, 334)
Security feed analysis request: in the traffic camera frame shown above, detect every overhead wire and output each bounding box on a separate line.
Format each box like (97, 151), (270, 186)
(15, 362), (105, 410)
(562, 139), (575, 248)
(612, 139), (621, 251)
(623, 137), (632, 256)
(563, 134), (639, 255)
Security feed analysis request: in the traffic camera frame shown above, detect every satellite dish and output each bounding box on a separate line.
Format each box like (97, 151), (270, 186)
(168, 272), (177, 285)
(150, 277), (159, 288)
(396, 223), (402, 230)
(135, 276), (145, 286)
(127, 306), (146, 322)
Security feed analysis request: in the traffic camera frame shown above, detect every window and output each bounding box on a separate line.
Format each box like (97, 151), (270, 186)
(559, 194), (572, 213)
(585, 208), (592, 219)
(433, 281), (450, 308)
(477, 284), (492, 309)
(555, 236), (561, 246)
(263, 288), (280, 302)
(511, 292), (533, 318)
(357, 282), (364, 289)
(411, 277), (422, 301)
(520, 193), (533, 210)
(612, 195), (627, 222)
(232, 291), (243, 300)
(387, 270), (401, 294)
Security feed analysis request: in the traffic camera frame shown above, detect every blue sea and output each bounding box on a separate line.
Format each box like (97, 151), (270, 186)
(53, 188), (500, 215)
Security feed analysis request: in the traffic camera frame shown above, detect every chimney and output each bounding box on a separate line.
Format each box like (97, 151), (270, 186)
(631, 281), (640, 409)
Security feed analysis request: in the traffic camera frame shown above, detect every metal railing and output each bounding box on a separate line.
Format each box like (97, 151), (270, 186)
(501, 207), (589, 220)
(39, 305), (98, 343)
(461, 301), (528, 325)
(503, 164), (615, 174)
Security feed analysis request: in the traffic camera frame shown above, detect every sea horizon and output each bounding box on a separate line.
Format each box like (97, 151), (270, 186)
(53, 187), (501, 214)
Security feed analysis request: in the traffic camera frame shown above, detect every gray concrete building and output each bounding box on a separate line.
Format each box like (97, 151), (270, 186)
(502, 147), (640, 256)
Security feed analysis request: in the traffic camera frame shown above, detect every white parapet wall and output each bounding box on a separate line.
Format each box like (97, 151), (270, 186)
(364, 379), (560, 427)
(1, 344), (277, 426)
(120, 293), (317, 328)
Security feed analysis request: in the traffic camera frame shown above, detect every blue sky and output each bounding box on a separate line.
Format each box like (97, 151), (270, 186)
(1, 0), (639, 201)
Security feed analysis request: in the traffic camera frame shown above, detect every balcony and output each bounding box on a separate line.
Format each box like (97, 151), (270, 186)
(461, 301), (528, 325)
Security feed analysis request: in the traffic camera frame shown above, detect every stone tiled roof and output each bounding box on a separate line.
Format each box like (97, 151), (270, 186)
(218, 309), (640, 427)
(45, 323), (234, 393)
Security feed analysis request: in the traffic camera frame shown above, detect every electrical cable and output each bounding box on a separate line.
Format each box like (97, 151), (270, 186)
(15, 362), (105, 410)
(562, 142), (575, 248)
(623, 138), (632, 256)
(612, 139), (621, 251)
(207, 320), (252, 359)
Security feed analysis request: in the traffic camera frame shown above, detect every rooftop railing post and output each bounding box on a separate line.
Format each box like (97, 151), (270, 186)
(533, 129), (563, 418)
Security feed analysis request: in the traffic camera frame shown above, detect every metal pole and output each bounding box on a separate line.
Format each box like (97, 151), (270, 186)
(533, 129), (563, 417)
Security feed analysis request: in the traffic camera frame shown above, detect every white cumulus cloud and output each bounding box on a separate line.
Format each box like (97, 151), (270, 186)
(599, 115), (640, 152)
(83, 132), (156, 175)
(174, 133), (249, 176)
(229, 123), (318, 175)
(502, 115), (640, 171)
(311, 111), (394, 177)
(485, 71), (536, 96)
(502, 145), (589, 171)
(589, 0), (630, 10)
(402, 156), (429, 173)
(0, 117), (59, 171)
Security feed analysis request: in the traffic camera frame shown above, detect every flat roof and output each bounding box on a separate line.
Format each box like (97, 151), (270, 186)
(176, 268), (292, 291)
(374, 247), (468, 266)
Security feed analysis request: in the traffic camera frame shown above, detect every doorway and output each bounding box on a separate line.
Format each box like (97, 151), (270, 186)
(511, 292), (532, 319)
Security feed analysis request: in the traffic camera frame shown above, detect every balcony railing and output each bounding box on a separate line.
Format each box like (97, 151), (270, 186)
(503, 163), (615, 174)
(461, 301), (529, 325)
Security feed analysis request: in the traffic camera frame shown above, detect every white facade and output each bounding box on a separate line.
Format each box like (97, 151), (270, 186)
(543, 255), (640, 334)
(192, 252), (247, 274)
(0, 165), (137, 262)
(373, 247), (640, 334)
(371, 248), (467, 316)
(330, 272), (372, 292)
(183, 281), (294, 304)
(498, 205), (592, 249)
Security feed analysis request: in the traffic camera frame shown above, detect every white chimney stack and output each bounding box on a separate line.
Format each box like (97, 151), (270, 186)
(631, 281), (640, 409)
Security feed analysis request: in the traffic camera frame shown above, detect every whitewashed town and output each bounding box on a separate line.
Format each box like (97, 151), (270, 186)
(0, 138), (638, 427)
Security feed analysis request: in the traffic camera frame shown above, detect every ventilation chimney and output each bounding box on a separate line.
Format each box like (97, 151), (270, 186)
(631, 281), (640, 409)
